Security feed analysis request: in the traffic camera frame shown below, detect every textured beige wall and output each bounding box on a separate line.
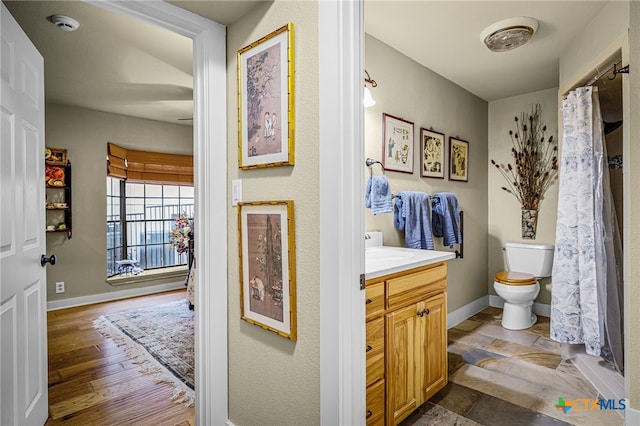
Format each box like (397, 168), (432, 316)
(559, 1), (630, 91)
(627, 0), (639, 412)
(45, 103), (192, 301)
(364, 35), (489, 312)
(226, 2), (320, 424)
(487, 89), (559, 304)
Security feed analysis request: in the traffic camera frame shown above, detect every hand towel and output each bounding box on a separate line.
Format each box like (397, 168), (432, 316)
(394, 196), (405, 231)
(365, 175), (393, 215)
(432, 192), (462, 248)
(395, 191), (434, 250)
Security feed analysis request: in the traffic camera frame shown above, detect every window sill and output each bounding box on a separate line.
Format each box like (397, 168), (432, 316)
(106, 265), (188, 286)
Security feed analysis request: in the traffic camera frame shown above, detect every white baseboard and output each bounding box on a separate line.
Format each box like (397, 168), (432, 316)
(447, 296), (489, 329)
(626, 405), (640, 425)
(489, 295), (550, 318)
(46, 281), (185, 311)
(572, 350), (625, 403)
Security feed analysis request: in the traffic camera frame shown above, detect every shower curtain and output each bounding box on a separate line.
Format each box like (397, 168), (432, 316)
(550, 86), (624, 373)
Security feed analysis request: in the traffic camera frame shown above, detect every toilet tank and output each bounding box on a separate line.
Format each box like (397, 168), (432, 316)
(504, 242), (554, 277)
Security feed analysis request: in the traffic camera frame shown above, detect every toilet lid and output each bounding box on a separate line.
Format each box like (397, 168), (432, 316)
(494, 271), (537, 286)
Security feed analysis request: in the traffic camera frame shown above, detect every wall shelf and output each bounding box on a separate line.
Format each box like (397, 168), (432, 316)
(45, 160), (72, 239)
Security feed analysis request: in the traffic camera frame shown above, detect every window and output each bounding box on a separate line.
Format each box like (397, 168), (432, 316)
(107, 177), (194, 277)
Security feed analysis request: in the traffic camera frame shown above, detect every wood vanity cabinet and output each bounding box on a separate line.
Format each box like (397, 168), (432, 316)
(365, 262), (448, 426)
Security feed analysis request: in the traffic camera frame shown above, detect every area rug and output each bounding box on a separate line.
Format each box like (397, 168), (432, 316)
(93, 300), (194, 406)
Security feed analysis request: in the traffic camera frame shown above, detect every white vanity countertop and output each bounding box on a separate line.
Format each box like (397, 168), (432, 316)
(365, 246), (456, 280)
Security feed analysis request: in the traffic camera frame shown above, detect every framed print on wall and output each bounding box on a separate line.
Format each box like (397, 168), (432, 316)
(382, 113), (414, 173)
(420, 128), (445, 179)
(449, 137), (469, 182)
(238, 200), (297, 340)
(238, 23), (295, 169)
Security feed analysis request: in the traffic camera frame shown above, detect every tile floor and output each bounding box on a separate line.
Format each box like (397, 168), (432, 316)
(400, 307), (623, 426)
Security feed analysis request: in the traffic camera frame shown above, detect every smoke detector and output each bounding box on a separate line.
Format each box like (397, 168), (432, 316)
(480, 17), (538, 53)
(49, 15), (80, 32)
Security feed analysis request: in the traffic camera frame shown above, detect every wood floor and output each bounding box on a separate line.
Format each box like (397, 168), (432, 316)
(46, 289), (195, 426)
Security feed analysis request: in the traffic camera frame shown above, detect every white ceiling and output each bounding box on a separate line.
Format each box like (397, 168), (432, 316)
(3, 0), (262, 126)
(4, 0), (619, 127)
(365, 1), (609, 101)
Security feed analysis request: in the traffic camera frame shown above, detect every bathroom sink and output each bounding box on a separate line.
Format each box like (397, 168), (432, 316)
(365, 246), (418, 276)
(365, 247), (415, 261)
(365, 245), (456, 279)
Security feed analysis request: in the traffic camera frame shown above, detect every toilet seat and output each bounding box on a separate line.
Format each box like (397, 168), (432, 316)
(494, 271), (537, 286)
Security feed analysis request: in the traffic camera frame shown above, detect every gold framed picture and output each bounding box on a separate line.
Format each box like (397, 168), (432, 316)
(449, 137), (469, 182)
(237, 23), (295, 169)
(238, 200), (296, 340)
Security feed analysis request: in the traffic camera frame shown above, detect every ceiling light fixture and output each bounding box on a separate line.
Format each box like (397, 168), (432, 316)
(364, 69), (377, 107)
(480, 17), (538, 53)
(48, 15), (80, 32)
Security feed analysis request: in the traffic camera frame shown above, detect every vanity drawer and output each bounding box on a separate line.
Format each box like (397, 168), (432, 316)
(386, 263), (447, 310)
(365, 281), (385, 321)
(366, 379), (385, 426)
(366, 317), (384, 386)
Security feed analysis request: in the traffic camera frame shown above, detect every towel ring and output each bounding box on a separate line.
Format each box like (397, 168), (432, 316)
(366, 158), (385, 176)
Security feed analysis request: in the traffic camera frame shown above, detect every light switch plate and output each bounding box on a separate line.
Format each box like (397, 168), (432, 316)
(232, 179), (242, 206)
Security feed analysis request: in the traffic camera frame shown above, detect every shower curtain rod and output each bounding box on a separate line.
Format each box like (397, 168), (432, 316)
(585, 58), (628, 86)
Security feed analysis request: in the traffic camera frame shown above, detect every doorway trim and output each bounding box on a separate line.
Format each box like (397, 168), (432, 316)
(85, 1), (228, 424)
(319, 1), (365, 424)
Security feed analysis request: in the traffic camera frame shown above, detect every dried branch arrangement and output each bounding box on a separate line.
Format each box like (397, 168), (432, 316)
(491, 104), (558, 210)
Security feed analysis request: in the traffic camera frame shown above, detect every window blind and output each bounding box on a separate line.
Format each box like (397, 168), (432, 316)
(107, 142), (193, 185)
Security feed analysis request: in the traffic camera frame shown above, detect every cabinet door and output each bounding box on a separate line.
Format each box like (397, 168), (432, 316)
(366, 378), (385, 426)
(419, 293), (447, 401)
(385, 303), (420, 426)
(365, 281), (385, 321)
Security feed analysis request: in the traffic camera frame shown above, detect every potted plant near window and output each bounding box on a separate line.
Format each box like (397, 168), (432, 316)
(491, 104), (558, 239)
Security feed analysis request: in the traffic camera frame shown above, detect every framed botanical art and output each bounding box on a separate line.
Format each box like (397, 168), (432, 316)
(238, 23), (295, 169)
(449, 137), (469, 182)
(420, 128), (445, 179)
(238, 200), (296, 340)
(382, 113), (414, 173)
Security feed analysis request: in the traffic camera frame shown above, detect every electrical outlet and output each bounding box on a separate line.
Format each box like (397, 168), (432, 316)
(55, 282), (65, 294)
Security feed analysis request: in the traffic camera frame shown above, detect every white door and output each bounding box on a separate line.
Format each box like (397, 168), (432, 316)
(1, 4), (49, 425)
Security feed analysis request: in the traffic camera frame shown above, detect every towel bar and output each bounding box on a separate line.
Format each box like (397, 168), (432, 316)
(455, 211), (464, 259)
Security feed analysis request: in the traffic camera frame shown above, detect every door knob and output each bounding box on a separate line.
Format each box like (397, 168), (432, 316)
(41, 254), (57, 267)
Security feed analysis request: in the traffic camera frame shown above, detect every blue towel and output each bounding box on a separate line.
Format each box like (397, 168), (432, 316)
(393, 191), (434, 250)
(393, 196), (405, 230)
(365, 175), (393, 215)
(432, 192), (461, 248)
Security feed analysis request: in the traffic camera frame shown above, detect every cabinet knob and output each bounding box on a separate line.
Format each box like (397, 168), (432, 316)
(366, 410), (373, 419)
(417, 308), (430, 317)
(424, 308), (430, 315)
(366, 345), (372, 352)
(365, 298), (373, 305)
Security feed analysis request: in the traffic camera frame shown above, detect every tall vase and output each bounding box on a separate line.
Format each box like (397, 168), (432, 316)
(521, 209), (538, 240)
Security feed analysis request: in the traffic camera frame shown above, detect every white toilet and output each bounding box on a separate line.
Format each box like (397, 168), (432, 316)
(493, 242), (554, 330)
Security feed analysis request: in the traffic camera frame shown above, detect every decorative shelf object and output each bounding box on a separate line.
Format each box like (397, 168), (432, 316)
(44, 147), (67, 166)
